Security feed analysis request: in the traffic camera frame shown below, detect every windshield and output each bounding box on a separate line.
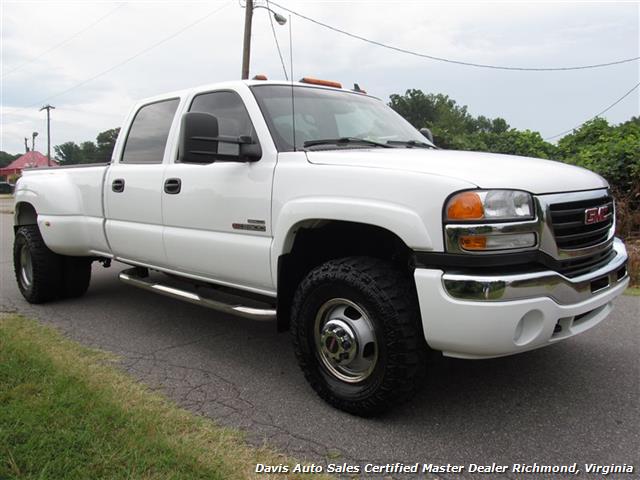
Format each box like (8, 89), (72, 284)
(250, 85), (433, 152)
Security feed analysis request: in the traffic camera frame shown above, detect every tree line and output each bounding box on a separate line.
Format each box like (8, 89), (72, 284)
(52, 128), (121, 165)
(388, 89), (639, 194)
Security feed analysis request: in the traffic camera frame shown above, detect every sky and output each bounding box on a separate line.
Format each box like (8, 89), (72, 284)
(1, 0), (638, 156)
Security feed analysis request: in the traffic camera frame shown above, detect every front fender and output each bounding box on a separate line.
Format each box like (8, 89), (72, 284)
(271, 196), (433, 286)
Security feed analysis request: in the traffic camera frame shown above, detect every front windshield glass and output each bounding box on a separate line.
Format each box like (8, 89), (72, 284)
(250, 85), (433, 152)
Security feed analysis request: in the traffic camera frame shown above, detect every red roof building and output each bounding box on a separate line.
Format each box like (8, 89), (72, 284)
(0, 151), (59, 177)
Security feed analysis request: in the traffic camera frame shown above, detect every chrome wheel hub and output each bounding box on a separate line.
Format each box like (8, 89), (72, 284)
(320, 320), (357, 364)
(314, 298), (378, 383)
(19, 244), (33, 288)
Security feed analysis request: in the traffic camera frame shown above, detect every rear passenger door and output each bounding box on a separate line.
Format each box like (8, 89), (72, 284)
(105, 98), (180, 266)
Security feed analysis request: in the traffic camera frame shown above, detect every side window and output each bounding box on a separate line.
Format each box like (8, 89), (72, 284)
(121, 98), (179, 164)
(189, 91), (256, 157)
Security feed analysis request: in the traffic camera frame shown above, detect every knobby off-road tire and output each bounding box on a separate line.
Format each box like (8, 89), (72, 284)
(291, 257), (427, 416)
(14, 225), (92, 303)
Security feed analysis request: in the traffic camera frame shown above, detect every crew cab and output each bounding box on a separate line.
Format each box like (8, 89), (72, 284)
(12, 78), (629, 415)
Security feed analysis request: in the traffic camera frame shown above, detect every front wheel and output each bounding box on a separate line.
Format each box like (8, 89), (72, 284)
(291, 257), (427, 416)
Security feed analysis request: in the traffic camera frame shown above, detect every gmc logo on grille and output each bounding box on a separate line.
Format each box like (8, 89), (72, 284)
(584, 205), (610, 225)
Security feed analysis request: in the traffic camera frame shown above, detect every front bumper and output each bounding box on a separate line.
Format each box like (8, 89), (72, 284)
(415, 238), (629, 359)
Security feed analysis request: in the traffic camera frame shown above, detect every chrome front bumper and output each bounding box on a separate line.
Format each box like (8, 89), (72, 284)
(443, 237), (628, 305)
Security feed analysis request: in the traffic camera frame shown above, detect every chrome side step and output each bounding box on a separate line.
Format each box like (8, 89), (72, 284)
(119, 268), (276, 321)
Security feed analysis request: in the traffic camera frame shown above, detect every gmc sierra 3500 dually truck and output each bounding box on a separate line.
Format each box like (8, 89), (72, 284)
(13, 77), (629, 415)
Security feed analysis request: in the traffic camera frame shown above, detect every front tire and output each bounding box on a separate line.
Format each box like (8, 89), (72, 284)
(291, 257), (427, 416)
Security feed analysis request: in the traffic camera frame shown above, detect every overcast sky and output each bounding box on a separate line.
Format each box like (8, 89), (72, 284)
(1, 0), (638, 155)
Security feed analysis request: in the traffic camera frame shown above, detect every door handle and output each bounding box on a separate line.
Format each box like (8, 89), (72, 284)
(112, 178), (125, 193)
(164, 178), (182, 194)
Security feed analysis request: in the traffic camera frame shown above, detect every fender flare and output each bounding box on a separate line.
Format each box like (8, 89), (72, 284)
(271, 196), (433, 286)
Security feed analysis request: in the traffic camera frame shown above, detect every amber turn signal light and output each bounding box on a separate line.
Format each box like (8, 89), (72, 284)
(446, 192), (484, 220)
(460, 235), (487, 250)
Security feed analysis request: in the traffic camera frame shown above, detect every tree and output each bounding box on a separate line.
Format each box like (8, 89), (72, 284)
(556, 118), (639, 191)
(470, 129), (558, 159)
(80, 141), (98, 164)
(96, 127), (120, 162)
(54, 127), (121, 165)
(54, 142), (85, 165)
(0, 151), (21, 168)
(388, 89), (512, 149)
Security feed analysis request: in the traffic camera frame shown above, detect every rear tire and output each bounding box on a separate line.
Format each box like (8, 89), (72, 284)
(14, 225), (92, 303)
(61, 257), (92, 299)
(291, 257), (427, 416)
(14, 225), (63, 303)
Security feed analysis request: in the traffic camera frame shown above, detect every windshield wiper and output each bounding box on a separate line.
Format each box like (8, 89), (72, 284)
(303, 137), (392, 149)
(386, 139), (434, 149)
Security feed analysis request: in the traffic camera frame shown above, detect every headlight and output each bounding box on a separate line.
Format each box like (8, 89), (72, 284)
(444, 189), (537, 253)
(445, 190), (533, 222)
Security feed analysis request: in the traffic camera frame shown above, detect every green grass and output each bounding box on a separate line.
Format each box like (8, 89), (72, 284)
(0, 314), (324, 480)
(624, 286), (640, 296)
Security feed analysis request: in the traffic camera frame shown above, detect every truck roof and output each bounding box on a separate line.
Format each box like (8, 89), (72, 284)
(135, 79), (377, 106)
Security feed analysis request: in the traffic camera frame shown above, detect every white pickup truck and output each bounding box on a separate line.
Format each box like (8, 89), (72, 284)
(13, 78), (629, 415)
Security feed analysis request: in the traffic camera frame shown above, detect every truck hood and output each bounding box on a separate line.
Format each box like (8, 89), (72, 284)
(305, 149), (608, 194)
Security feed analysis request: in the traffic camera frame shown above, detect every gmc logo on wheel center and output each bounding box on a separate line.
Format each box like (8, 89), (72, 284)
(584, 205), (610, 225)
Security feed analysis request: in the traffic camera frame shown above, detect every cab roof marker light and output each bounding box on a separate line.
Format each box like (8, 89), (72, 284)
(299, 77), (343, 88)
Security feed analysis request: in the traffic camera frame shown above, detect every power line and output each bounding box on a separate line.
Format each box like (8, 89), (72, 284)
(544, 81), (640, 140)
(269, 1), (639, 72)
(2, 3), (126, 79)
(266, 0), (289, 80)
(26, 2), (232, 107)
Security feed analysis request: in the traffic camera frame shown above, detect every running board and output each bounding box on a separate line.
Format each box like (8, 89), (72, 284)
(119, 268), (276, 321)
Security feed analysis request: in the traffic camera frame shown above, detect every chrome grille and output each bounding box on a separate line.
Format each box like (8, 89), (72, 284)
(555, 247), (616, 278)
(549, 194), (614, 249)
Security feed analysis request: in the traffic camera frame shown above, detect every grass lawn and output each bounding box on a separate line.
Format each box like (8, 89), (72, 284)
(624, 286), (640, 296)
(0, 314), (324, 480)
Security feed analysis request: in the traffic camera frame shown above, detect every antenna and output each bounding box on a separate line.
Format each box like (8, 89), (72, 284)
(289, 14), (296, 152)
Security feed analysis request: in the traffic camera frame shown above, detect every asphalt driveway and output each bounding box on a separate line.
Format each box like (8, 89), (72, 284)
(1, 212), (638, 479)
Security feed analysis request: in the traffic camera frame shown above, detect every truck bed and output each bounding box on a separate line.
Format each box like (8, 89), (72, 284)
(16, 164), (110, 257)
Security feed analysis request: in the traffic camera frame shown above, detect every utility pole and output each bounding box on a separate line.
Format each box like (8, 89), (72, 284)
(241, 0), (254, 79)
(24, 138), (29, 153)
(39, 104), (55, 166)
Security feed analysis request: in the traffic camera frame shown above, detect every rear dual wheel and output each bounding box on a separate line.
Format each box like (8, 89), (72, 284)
(14, 225), (92, 304)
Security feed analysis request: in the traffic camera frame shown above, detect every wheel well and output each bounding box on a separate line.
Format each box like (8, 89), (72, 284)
(276, 220), (413, 331)
(14, 202), (37, 231)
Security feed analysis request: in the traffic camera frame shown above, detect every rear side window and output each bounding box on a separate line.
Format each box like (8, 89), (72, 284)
(189, 91), (256, 157)
(121, 98), (179, 164)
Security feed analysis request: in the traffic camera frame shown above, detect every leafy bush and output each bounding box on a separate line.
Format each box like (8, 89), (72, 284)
(556, 117), (639, 192)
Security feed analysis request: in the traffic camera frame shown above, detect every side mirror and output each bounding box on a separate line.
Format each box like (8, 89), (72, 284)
(179, 112), (262, 163)
(420, 127), (434, 143)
